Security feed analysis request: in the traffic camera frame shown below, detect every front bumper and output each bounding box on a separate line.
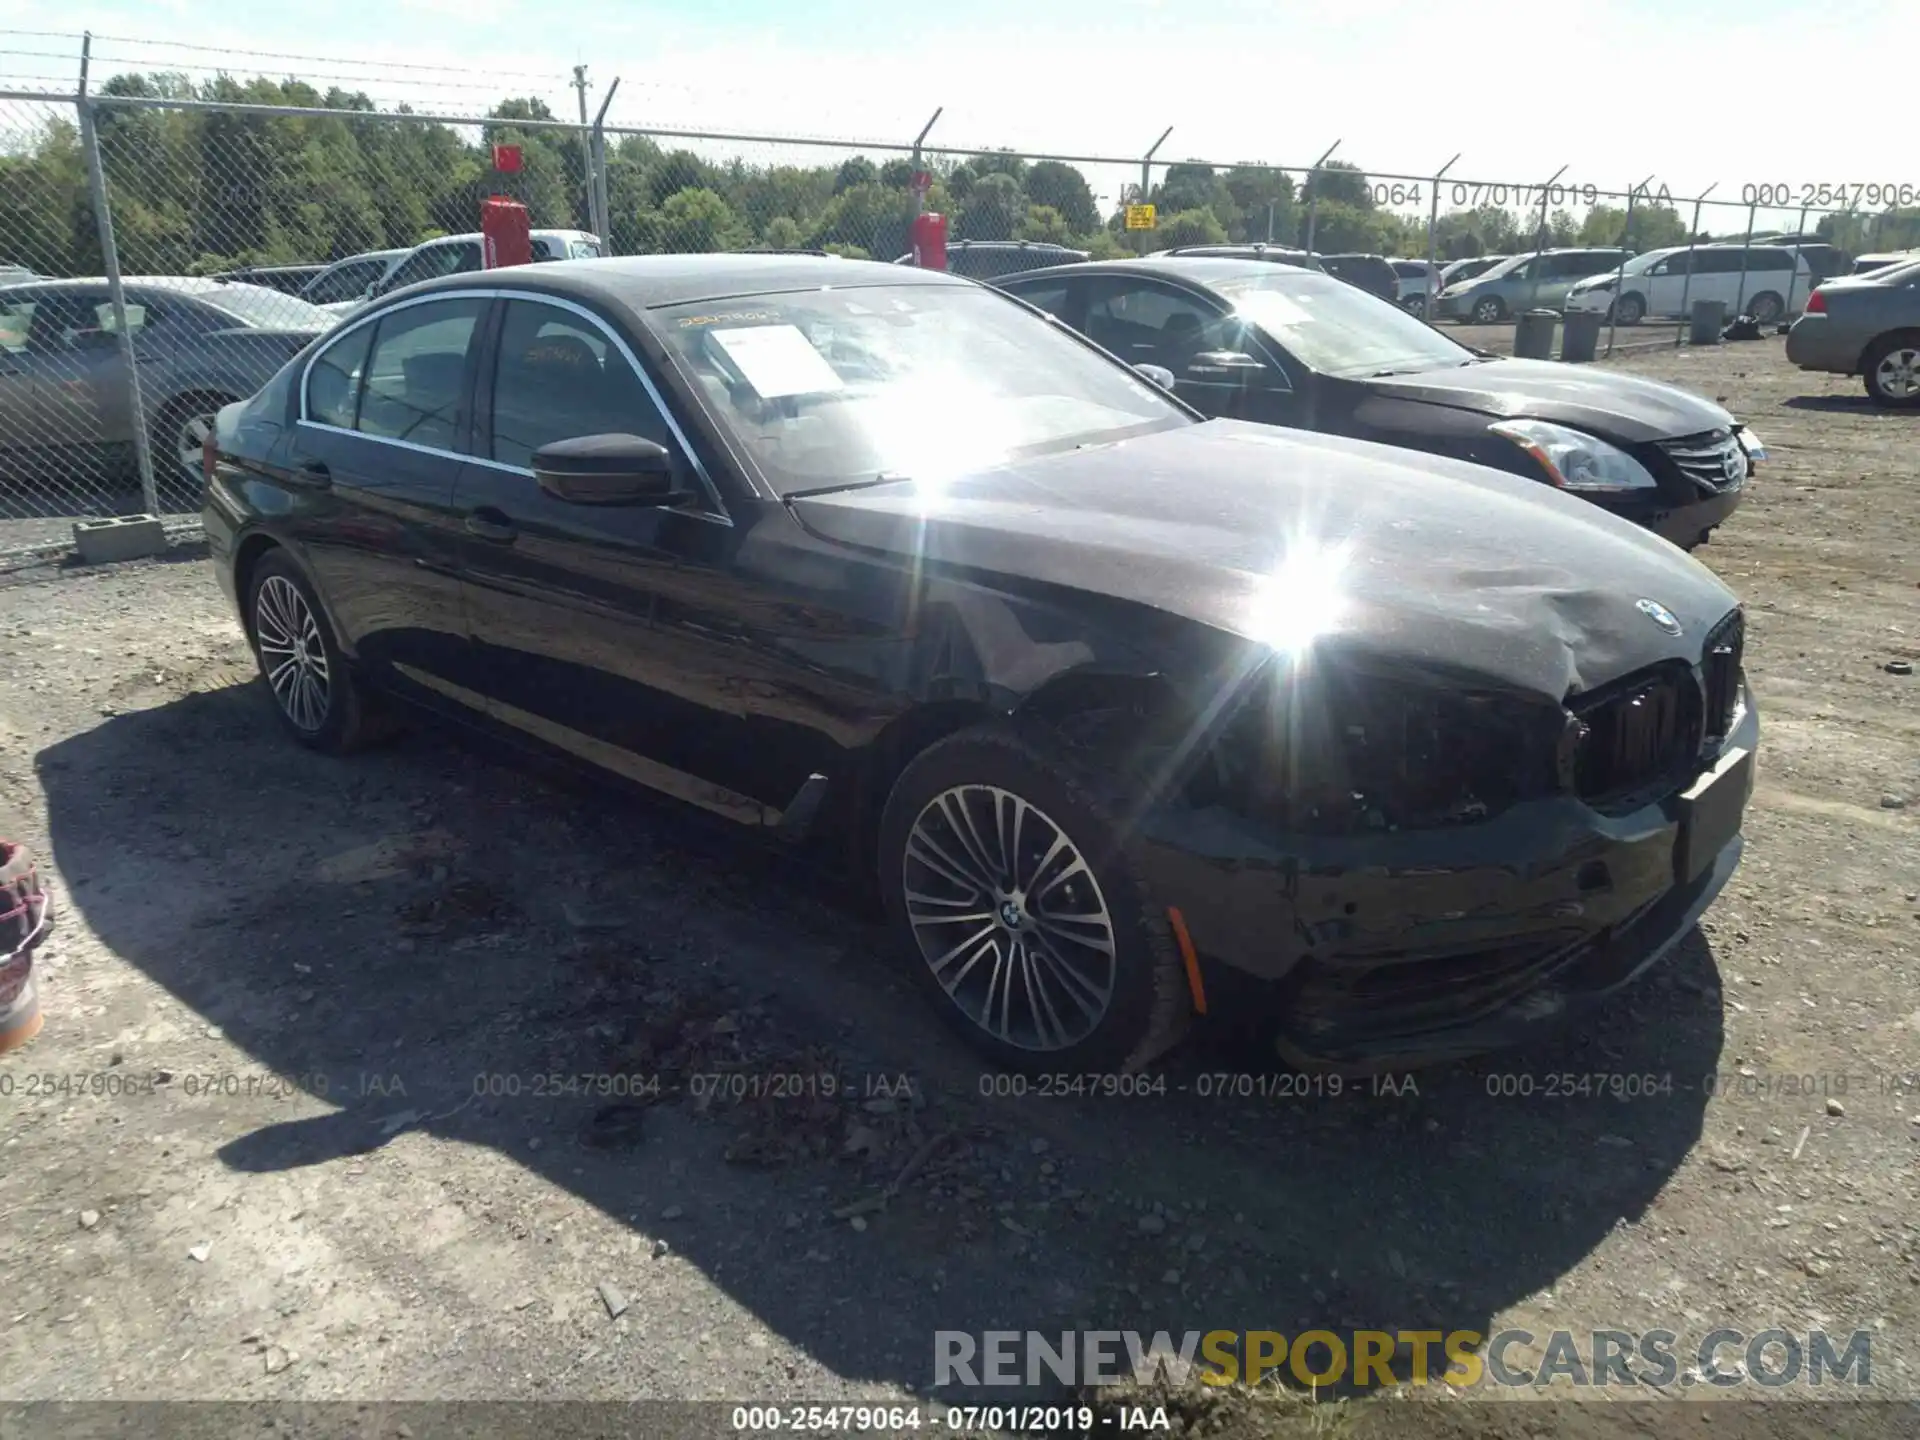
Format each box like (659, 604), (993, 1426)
(1433, 293), (1477, 320)
(1138, 695), (1758, 1069)
(1597, 479), (1743, 549)
(1563, 289), (1612, 315)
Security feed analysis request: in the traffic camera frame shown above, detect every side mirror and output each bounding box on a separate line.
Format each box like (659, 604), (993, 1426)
(532, 433), (686, 506)
(1133, 363), (1176, 390)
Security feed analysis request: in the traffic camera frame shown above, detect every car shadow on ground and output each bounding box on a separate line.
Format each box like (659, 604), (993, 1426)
(1782, 394), (1882, 413)
(37, 681), (1728, 1399)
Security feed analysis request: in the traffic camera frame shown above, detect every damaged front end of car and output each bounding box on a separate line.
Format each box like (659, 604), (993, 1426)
(1132, 609), (1756, 1070)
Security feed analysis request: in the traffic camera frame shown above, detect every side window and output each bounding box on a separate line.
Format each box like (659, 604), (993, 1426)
(305, 260), (379, 306)
(1008, 282), (1072, 320)
(305, 321), (375, 429)
(1084, 282), (1230, 370)
(1547, 253), (1601, 279)
(355, 298), (486, 451)
(388, 243), (468, 291)
(1694, 250), (1740, 275)
(488, 299), (669, 470)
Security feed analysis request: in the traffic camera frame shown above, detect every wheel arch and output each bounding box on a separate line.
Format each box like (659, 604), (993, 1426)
(1859, 326), (1920, 376)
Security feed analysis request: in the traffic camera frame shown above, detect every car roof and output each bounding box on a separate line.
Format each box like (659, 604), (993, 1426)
(416, 229), (597, 246)
(0, 275), (275, 298)
(998, 256), (1323, 289)
(401, 253), (967, 309)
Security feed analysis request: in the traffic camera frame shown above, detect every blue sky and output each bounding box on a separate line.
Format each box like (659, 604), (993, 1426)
(2, 1), (1914, 230)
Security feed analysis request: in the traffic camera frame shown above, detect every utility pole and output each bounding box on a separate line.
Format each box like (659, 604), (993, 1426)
(571, 65), (596, 235)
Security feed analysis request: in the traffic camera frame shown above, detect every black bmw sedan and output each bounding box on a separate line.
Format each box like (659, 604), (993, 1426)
(995, 256), (1763, 551)
(203, 254), (1756, 1073)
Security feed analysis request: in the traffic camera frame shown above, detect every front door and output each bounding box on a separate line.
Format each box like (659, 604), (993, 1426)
(450, 294), (794, 823)
(1080, 276), (1306, 427)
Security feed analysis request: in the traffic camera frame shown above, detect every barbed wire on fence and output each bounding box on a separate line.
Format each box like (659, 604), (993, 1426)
(0, 60), (1915, 554)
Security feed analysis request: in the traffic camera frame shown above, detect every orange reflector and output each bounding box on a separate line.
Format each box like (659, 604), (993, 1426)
(1166, 906), (1206, 1015)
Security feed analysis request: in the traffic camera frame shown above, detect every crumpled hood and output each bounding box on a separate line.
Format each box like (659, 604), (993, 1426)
(1363, 359), (1736, 444)
(788, 420), (1738, 703)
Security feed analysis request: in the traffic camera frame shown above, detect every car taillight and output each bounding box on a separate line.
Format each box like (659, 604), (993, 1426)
(1805, 289), (1827, 314)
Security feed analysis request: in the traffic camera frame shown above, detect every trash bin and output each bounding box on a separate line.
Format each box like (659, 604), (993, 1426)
(1513, 308), (1558, 360)
(1562, 309), (1604, 363)
(1689, 299), (1727, 346)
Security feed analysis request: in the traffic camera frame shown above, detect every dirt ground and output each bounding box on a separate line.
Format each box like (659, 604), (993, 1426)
(0, 337), (1915, 1439)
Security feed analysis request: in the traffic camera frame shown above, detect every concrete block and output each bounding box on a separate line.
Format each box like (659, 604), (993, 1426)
(72, 514), (167, 565)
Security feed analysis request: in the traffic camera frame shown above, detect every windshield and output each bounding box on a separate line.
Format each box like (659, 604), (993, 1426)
(1615, 250), (1671, 277)
(1212, 270), (1475, 378)
(200, 283), (333, 330)
(655, 285), (1188, 494)
(1470, 254), (1531, 282)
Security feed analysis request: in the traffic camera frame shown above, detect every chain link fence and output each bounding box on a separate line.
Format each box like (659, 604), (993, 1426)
(2, 81), (1917, 561)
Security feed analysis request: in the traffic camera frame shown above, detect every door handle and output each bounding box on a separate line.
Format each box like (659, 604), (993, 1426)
(294, 458), (330, 488)
(465, 509), (518, 543)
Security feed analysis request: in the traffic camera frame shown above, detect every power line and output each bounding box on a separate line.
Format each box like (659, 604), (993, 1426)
(86, 32), (561, 84)
(86, 52), (565, 96)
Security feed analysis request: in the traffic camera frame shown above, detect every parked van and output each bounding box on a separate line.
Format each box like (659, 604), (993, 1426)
(1563, 244), (1817, 325)
(1431, 247), (1630, 323)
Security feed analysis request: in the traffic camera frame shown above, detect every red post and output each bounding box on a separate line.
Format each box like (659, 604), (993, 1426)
(481, 195), (533, 269)
(910, 211), (948, 271)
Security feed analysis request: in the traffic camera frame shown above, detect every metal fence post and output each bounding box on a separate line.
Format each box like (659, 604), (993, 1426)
(1733, 200), (1757, 316)
(590, 78), (620, 254)
(77, 36), (158, 515)
(1531, 163), (1567, 268)
(1424, 155), (1459, 320)
(1785, 203), (1810, 316)
(1139, 127), (1172, 227)
(1675, 182), (1714, 346)
(1604, 179), (1648, 358)
(1302, 139), (1340, 256)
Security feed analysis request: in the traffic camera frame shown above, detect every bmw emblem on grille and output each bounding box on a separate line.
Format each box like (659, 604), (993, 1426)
(1636, 598), (1683, 636)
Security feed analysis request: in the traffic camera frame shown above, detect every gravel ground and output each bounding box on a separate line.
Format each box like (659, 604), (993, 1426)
(0, 336), (1915, 1439)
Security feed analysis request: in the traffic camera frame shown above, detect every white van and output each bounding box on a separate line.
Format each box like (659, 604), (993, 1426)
(1564, 244), (1816, 325)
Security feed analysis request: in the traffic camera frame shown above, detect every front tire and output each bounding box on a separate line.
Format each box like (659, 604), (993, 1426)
(247, 551), (391, 753)
(1615, 292), (1646, 325)
(1862, 333), (1920, 408)
(1471, 295), (1506, 324)
(878, 723), (1189, 1074)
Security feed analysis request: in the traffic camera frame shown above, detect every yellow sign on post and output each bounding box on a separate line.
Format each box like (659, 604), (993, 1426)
(1124, 203), (1157, 231)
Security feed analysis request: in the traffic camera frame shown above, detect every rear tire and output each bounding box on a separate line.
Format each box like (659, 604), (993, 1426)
(247, 551), (396, 754)
(1862, 332), (1920, 408)
(1746, 291), (1784, 325)
(877, 721), (1189, 1075)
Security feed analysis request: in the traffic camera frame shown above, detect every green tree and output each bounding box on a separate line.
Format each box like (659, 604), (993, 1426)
(1023, 160), (1098, 233)
(956, 172), (1024, 241)
(1157, 207), (1227, 248)
(1304, 160), (1372, 208)
(656, 187), (740, 253)
(1015, 204), (1072, 245)
(833, 156), (878, 194)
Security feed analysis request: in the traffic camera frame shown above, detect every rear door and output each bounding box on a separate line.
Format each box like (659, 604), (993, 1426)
(283, 293), (488, 705)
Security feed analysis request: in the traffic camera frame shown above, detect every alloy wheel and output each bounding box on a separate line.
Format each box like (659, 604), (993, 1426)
(254, 574), (331, 734)
(1873, 346), (1920, 400)
(902, 784), (1117, 1051)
